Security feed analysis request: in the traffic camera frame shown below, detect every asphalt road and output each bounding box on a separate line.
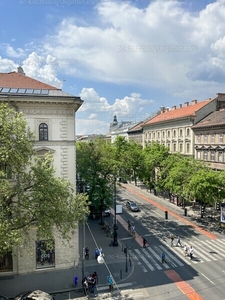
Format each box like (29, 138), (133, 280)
(116, 185), (225, 300)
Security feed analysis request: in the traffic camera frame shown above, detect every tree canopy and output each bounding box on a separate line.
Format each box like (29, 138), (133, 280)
(0, 104), (89, 256)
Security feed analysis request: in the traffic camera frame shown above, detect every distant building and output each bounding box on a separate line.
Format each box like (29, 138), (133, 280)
(128, 121), (144, 144)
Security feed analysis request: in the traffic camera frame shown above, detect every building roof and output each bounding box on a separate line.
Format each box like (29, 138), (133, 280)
(128, 121), (144, 133)
(192, 110), (225, 129)
(143, 99), (212, 126)
(0, 71), (60, 90)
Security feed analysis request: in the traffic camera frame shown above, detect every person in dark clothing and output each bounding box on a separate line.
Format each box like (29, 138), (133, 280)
(95, 248), (99, 259)
(143, 238), (147, 248)
(162, 252), (167, 264)
(92, 271), (98, 284)
(85, 247), (89, 260)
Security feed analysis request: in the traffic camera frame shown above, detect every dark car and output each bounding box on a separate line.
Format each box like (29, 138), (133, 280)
(14, 290), (54, 300)
(126, 201), (139, 212)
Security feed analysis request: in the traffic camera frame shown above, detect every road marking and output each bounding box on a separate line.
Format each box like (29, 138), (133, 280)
(134, 249), (155, 271)
(158, 245), (184, 267)
(165, 270), (204, 300)
(200, 272), (215, 285)
(132, 253), (148, 272)
(141, 248), (162, 270)
(190, 241), (214, 262)
(97, 282), (135, 291)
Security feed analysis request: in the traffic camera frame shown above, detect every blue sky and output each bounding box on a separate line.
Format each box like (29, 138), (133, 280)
(0, 0), (225, 135)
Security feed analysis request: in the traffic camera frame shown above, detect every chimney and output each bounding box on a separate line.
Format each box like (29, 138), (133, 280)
(172, 105), (176, 110)
(192, 99), (197, 105)
(184, 102), (189, 107)
(166, 107), (170, 112)
(179, 104), (182, 108)
(17, 66), (25, 75)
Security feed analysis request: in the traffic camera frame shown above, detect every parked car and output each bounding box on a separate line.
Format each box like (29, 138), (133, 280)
(14, 290), (54, 300)
(104, 209), (111, 216)
(126, 201), (140, 212)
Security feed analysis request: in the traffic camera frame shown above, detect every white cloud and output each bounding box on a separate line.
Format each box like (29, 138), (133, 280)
(0, 56), (18, 72)
(5, 44), (24, 58)
(76, 118), (109, 135)
(79, 87), (154, 119)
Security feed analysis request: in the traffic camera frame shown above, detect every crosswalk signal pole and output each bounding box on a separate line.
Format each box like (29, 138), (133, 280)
(165, 211), (168, 219)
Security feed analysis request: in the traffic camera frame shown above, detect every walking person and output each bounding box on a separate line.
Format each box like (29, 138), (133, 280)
(162, 252), (167, 264)
(92, 271), (98, 284)
(176, 235), (182, 247)
(143, 237), (147, 248)
(128, 219), (131, 232)
(170, 234), (174, 247)
(82, 277), (88, 296)
(183, 245), (188, 256)
(107, 274), (114, 292)
(131, 225), (136, 237)
(189, 246), (194, 260)
(85, 246), (89, 260)
(95, 248), (99, 259)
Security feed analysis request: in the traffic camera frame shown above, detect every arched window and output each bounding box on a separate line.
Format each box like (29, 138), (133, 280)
(187, 128), (190, 136)
(39, 123), (48, 141)
(179, 129), (183, 136)
(173, 130), (176, 137)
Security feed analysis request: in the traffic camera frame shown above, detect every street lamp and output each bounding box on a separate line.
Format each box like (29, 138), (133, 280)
(113, 177), (118, 247)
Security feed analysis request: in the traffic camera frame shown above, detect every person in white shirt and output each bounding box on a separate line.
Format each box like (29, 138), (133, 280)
(189, 246), (194, 260)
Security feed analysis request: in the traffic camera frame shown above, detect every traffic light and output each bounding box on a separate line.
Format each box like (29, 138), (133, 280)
(201, 206), (205, 218)
(216, 203), (220, 211)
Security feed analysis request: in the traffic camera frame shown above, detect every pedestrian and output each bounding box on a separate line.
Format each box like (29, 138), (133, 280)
(95, 248), (99, 259)
(143, 238), (147, 248)
(183, 245), (188, 256)
(90, 277), (96, 294)
(131, 225), (136, 237)
(82, 277), (88, 296)
(92, 271), (98, 284)
(162, 252), (167, 264)
(176, 236), (182, 247)
(107, 274), (114, 292)
(85, 247), (89, 260)
(99, 246), (103, 255)
(170, 234), (174, 247)
(128, 219), (131, 232)
(189, 246), (194, 260)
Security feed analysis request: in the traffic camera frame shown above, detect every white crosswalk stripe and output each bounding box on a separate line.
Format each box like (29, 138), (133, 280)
(132, 238), (225, 272)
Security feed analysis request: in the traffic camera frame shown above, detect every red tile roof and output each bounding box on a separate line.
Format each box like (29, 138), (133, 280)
(0, 72), (60, 90)
(143, 99), (212, 126)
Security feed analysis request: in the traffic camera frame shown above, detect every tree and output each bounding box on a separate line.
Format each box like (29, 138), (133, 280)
(0, 104), (89, 256)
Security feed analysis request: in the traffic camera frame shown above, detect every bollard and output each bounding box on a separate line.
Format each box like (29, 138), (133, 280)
(165, 211), (168, 219)
(184, 208), (187, 216)
(74, 276), (78, 286)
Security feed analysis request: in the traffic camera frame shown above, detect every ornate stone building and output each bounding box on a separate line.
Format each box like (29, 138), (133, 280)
(0, 69), (82, 276)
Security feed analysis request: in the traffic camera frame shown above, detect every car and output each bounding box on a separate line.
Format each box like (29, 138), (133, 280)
(126, 201), (139, 212)
(104, 209), (111, 216)
(14, 290), (54, 300)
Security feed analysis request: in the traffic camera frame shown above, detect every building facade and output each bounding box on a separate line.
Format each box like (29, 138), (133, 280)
(192, 93), (225, 170)
(0, 69), (82, 275)
(142, 98), (217, 156)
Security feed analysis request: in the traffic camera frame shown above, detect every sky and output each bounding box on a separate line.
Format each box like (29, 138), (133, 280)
(0, 0), (225, 135)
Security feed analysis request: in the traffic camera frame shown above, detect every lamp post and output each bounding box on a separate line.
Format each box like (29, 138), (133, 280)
(113, 177), (118, 246)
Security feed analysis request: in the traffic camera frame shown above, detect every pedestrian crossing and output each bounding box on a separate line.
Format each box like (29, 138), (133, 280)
(131, 238), (225, 272)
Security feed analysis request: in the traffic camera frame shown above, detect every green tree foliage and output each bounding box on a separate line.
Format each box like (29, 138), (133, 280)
(0, 104), (89, 256)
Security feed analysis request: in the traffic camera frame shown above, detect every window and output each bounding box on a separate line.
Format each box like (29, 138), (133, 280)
(203, 151), (208, 160)
(173, 130), (176, 137)
(210, 151), (215, 161)
(149, 133), (151, 139)
(153, 132), (155, 139)
(211, 134), (215, 143)
(173, 143), (176, 152)
(218, 152), (223, 162)
(179, 143), (183, 152)
(219, 134), (223, 143)
(0, 252), (13, 272)
(167, 144), (170, 151)
(197, 151), (201, 159)
(39, 123), (48, 141)
(162, 131), (165, 138)
(36, 240), (55, 269)
(204, 135), (208, 143)
(179, 129), (183, 137)
(187, 128), (190, 136)
(157, 132), (160, 138)
(167, 131), (170, 138)
(197, 135), (201, 143)
(186, 143), (190, 153)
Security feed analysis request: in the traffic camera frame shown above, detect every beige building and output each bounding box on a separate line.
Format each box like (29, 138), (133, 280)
(142, 98), (217, 156)
(0, 69), (82, 275)
(128, 121), (144, 144)
(192, 93), (225, 170)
